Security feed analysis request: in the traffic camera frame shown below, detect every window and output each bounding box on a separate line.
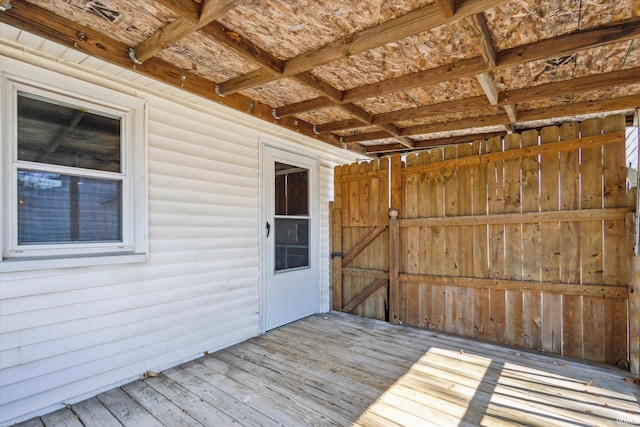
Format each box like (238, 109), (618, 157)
(274, 161), (310, 271)
(1, 60), (147, 270)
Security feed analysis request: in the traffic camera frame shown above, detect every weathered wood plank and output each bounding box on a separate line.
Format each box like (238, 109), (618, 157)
(402, 131), (625, 175)
(343, 278), (388, 313)
(398, 274), (628, 297)
(120, 380), (202, 427)
(72, 398), (124, 427)
(628, 254), (640, 375)
(443, 146), (460, 334)
(96, 388), (163, 427)
(39, 409), (83, 427)
(602, 115), (627, 286)
(162, 366), (283, 427)
(503, 134), (524, 347)
(539, 125), (562, 355)
(331, 205), (343, 310)
(12, 418), (45, 427)
(342, 225), (388, 268)
(399, 207), (631, 227)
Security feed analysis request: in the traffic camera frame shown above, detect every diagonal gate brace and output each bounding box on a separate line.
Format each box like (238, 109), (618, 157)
(342, 278), (389, 313)
(342, 225), (388, 266)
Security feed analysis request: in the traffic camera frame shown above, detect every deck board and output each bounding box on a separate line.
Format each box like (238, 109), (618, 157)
(22, 312), (640, 427)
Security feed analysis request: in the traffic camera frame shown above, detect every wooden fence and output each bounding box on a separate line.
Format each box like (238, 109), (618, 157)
(331, 115), (638, 367)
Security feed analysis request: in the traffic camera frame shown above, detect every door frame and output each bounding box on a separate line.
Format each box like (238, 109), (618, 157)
(259, 137), (321, 333)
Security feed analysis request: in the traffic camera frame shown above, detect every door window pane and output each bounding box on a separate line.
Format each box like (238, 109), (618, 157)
(18, 170), (122, 244)
(275, 218), (309, 271)
(274, 161), (310, 271)
(275, 162), (308, 215)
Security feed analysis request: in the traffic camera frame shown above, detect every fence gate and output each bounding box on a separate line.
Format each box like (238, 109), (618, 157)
(330, 114), (638, 370)
(331, 158), (390, 320)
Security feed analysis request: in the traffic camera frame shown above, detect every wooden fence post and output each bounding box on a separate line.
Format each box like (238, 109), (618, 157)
(388, 154), (403, 324)
(389, 209), (400, 324)
(331, 202), (343, 311)
(629, 255), (640, 376)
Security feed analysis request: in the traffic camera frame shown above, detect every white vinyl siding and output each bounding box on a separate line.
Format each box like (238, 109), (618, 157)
(0, 23), (360, 426)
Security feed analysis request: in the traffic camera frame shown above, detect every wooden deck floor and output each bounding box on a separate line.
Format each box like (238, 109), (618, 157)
(16, 312), (640, 427)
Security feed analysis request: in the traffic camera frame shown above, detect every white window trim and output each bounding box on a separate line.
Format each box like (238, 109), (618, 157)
(0, 59), (148, 272)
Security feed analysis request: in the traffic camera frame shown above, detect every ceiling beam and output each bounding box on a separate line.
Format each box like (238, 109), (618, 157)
(292, 73), (343, 103)
(200, 21), (283, 74)
(306, 65), (640, 136)
(499, 67), (640, 104)
(475, 72), (499, 105)
(153, 0), (201, 22)
(470, 11), (514, 134)
(517, 95), (640, 122)
(338, 104), (415, 148)
(216, 0), (511, 95)
(344, 93), (640, 144)
(272, 17), (640, 124)
(471, 12), (496, 68)
(0, 0), (362, 154)
(374, 96), (490, 125)
(341, 16), (640, 104)
(365, 131), (505, 154)
(436, 0), (456, 18)
(402, 114), (510, 137)
(132, 0), (241, 64)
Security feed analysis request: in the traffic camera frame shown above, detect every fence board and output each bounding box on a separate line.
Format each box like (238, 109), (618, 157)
(603, 116), (629, 365)
(540, 125), (562, 355)
(559, 123), (581, 285)
(504, 134), (524, 347)
(520, 130), (543, 349)
(471, 140), (489, 340)
(576, 119), (605, 361)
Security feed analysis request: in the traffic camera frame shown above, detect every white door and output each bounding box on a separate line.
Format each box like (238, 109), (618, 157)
(263, 144), (319, 331)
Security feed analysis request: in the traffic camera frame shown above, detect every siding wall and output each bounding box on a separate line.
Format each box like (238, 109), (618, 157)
(0, 24), (359, 425)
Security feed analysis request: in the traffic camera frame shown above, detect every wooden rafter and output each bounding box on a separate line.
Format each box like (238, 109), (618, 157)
(0, 0), (363, 154)
(342, 16), (640, 104)
(216, 0), (511, 96)
(436, 0), (455, 18)
(272, 15), (640, 122)
(2, 0), (638, 155)
(132, 0), (241, 64)
(200, 21), (283, 74)
(470, 11), (514, 134)
(349, 94), (640, 152)
(153, 0), (201, 22)
(364, 132), (505, 153)
(312, 63), (640, 137)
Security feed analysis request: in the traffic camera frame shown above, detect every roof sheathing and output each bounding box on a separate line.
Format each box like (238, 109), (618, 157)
(217, 0), (435, 60)
(26, 0), (175, 45)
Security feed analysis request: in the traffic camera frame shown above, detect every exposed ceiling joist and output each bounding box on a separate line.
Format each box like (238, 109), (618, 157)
(313, 65), (640, 135)
(436, 0), (456, 18)
(132, 0), (241, 64)
(349, 94), (640, 152)
(216, 0), (510, 96)
(1, 0), (637, 156)
(153, 0), (201, 22)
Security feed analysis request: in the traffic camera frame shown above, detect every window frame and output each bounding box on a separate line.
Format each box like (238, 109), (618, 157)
(1, 59), (148, 271)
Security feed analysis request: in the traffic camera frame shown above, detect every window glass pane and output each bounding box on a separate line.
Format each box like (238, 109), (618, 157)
(275, 162), (308, 216)
(17, 92), (121, 172)
(18, 170), (122, 244)
(274, 218), (309, 271)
